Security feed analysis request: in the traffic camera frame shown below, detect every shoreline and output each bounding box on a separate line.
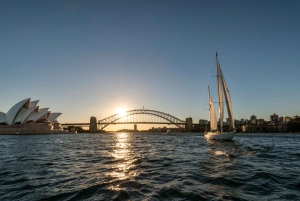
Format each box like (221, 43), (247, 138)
(0, 132), (299, 136)
(0, 131), (77, 135)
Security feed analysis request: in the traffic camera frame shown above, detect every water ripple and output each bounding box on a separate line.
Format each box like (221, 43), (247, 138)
(0, 133), (300, 200)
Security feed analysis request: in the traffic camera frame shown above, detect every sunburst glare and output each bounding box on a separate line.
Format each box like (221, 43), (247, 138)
(115, 107), (127, 117)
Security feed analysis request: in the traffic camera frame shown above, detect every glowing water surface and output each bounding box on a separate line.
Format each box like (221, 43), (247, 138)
(0, 133), (299, 200)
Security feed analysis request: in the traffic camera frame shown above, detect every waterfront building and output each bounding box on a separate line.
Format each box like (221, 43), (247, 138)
(250, 115), (257, 124)
(134, 124), (137, 131)
(0, 98), (70, 134)
(199, 119), (208, 125)
(240, 113), (300, 133)
(242, 125), (247, 132)
(257, 118), (266, 125)
(270, 113), (279, 122)
(285, 116), (291, 122)
(240, 118), (245, 125)
(244, 119), (249, 124)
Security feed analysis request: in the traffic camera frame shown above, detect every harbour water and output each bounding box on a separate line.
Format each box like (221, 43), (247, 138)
(0, 133), (299, 200)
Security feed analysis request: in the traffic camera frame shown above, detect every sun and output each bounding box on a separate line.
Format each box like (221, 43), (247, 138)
(115, 107), (127, 117)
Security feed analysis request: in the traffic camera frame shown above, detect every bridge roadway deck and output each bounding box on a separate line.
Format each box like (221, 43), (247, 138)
(62, 122), (187, 126)
(61, 122), (198, 127)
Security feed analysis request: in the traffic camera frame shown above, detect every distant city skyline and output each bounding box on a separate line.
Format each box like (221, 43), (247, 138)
(1, 1), (300, 131)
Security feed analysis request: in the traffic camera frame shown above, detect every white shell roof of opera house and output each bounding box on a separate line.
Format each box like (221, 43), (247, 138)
(0, 98), (62, 125)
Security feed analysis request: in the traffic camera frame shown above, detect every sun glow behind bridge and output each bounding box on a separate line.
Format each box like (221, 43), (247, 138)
(115, 107), (127, 117)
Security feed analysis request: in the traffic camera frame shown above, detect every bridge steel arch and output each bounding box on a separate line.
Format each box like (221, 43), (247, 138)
(97, 109), (186, 131)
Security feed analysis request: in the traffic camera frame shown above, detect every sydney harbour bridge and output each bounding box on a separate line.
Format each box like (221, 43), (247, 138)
(62, 109), (190, 131)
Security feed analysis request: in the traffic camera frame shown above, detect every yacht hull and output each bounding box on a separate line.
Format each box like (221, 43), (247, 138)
(205, 132), (235, 141)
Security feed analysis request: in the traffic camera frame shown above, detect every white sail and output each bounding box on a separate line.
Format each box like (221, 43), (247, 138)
(205, 52), (235, 141)
(217, 62), (224, 132)
(220, 68), (235, 129)
(209, 88), (218, 131)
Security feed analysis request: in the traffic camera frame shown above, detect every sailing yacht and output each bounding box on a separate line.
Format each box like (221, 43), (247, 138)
(204, 52), (235, 141)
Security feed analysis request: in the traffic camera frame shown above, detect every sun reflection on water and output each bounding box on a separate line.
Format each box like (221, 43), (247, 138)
(107, 132), (138, 191)
(112, 133), (129, 159)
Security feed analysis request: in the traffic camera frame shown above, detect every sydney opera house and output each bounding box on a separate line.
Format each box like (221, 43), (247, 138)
(0, 98), (74, 134)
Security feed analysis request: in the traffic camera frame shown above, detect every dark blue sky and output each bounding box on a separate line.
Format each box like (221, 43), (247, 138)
(1, 0), (300, 129)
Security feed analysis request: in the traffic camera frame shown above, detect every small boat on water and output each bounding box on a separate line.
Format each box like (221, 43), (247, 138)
(166, 130), (172, 134)
(205, 52), (235, 141)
